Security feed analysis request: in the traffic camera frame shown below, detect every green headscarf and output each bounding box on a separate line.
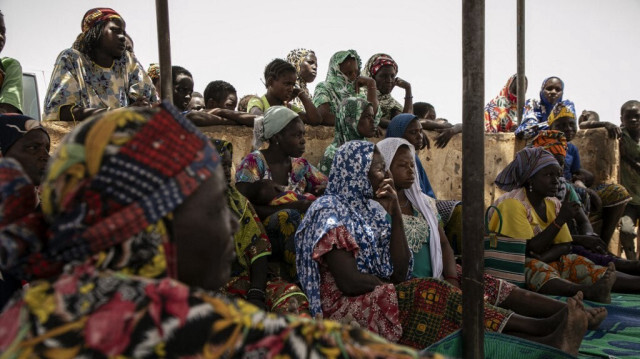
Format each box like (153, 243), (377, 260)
(312, 50), (364, 116)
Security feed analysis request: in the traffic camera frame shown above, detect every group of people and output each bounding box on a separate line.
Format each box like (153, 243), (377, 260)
(1, 6), (640, 358)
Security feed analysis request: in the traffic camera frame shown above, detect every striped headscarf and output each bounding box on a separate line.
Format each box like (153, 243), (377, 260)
(81, 8), (123, 33)
(547, 100), (576, 126)
(494, 147), (559, 192)
(532, 130), (568, 157)
(3, 102), (220, 281)
(363, 53), (398, 78)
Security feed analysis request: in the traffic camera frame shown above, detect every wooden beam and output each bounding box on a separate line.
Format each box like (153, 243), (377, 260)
(517, 0), (525, 125)
(461, 0), (485, 357)
(155, 0), (173, 103)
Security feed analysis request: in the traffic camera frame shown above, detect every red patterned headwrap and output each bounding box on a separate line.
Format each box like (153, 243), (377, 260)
(81, 8), (124, 33)
(368, 54), (398, 77)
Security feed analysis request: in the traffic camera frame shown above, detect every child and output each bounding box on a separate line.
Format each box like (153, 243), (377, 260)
(414, 102), (453, 131)
(187, 92), (205, 111)
(248, 59), (322, 126)
(171, 66), (193, 112)
(619, 100), (640, 260)
(578, 109), (622, 139)
(186, 80), (255, 126)
(238, 94), (259, 113)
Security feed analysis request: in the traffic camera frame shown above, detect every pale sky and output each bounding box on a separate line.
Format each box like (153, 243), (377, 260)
(3, 0), (639, 124)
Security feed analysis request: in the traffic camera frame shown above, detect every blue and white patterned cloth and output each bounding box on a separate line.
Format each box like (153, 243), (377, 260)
(515, 77), (565, 140)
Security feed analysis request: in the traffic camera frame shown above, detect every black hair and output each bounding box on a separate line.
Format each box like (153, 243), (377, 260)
(171, 66), (192, 85)
(413, 102), (434, 118)
(204, 80), (236, 104)
(73, 21), (108, 57)
(238, 94), (258, 113)
(263, 59), (296, 88)
(621, 100), (640, 115)
(191, 91), (204, 98)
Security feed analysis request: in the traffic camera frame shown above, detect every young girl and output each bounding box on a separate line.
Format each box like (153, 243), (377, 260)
(248, 59), (322, 126)
(286, 49), (317, 110)
(313, 50), (379, 126)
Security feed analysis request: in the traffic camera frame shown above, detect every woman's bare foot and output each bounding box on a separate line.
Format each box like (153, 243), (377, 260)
(583, 263), (616, 304)
(572, 291), (608, 330)
(547, 295), (588, 356)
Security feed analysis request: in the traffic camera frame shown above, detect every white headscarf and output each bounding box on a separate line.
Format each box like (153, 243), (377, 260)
(376, 137), (443, 279)
(252, 106), (299, 149)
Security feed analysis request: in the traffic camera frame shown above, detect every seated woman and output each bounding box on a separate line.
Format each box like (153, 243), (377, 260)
(43, 8), (157, 121)
(362, 53), (413, 128)
(532, 130), (640, 275)
(485, 74), (527, 133)
(236, 106), (327, 280)
(386, 113), (436, 198)
(515, 76), (565, 139)
(313, 50), (379, 126)
(548, 101), (632, 249)
(296, 140), (588, 353)
(318, 96), (379, 175)
(491, 147), (640, 303)
(0, 103), (427, 358)
(213, 140), (309, 315)
(286, 48), (317, 110)
(248, 59), (322, 126)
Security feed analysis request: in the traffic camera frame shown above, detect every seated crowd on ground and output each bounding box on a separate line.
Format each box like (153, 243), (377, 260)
(1, 7), (640, 358)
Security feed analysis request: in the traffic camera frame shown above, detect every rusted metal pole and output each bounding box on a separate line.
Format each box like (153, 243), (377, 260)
(156, 0), (173, 103)
(517, 0), (525, 125)
(461, 0), (485, 358)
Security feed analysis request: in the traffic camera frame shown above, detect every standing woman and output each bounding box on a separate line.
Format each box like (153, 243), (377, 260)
(235, 106), (327, 280)
(363, 53), (413, 128)
(286, 48), (318, 109)
(43, 8), (157, 122)
(313, 50), (379, 126)
(515, 76), (564, 139)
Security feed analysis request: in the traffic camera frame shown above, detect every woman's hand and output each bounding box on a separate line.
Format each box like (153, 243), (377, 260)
(354, 76), (376, 93)
(374, 174), (399, 214)
(291, 199), (313, 212)
(557, 195), (581, 224)
(573, 235), (608, 254)
(395, 77), (411, 90)
(435, 124), (462, 148)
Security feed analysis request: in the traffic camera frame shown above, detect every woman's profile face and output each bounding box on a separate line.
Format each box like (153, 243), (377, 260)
(339, 57), (358, 82)
(356, 105), (376, 138)
(529, 164), (561, 198)
(367, 150), (387, 194)
(274, 117), (306, 158)
(402, 119), (423, 151)
(299, 53), (318, 84)
(390, 146), (415, 190)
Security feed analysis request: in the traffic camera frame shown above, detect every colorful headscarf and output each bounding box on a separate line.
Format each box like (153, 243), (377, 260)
(484, 74), (519, 133)
(213, 139), (271, 272)
(538, 76), (564, 121)
(312, 50), (363, 115)
(0, 114), (49, 156)
(494, 147), (559, 192)
(363, 53), (398, 78)
(147, 63), (160, 82)
(377, 137), (443, 279)
(4, 102), (220, 281)
(532, 130), (568, 157)
(81, 8), (123, 33)
(296, 141), (396, 316)
(286, 48), (315, 107)
(515, 77), (565, 139)
(385, 114), (436, 198)
(547, 100), (577, 126)
(363, 53), (403, 122)
(318, 97), (376, 174)
(253, 106), (299, 149)
(0, 158), (47, 272)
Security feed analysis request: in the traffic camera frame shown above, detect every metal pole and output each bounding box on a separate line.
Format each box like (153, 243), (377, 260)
(461, 0), (485, 358)
(156, 0), (173, 103)
(516, 0), (525, 125)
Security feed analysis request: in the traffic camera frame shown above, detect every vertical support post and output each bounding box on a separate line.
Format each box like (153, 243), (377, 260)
(517, 0), (525, 125)
(156, 0), (173, 103)
(461, 0), (485, 358)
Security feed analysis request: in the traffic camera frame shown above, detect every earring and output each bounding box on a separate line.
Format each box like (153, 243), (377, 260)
(529, 183), (533, 192)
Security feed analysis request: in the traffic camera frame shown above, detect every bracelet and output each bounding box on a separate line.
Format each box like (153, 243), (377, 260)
(552, 220), (562, 229)
(444, 276), (459, 282)
(247, 288), (266, 298)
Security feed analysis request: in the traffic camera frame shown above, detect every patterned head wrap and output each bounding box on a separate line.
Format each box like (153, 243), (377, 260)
(147, 63), (160, 82)
(484, 74), (519, 133)
(539, 76), (564, 117)
(0, 114), (49, 156)
(547, 100), (577, 126)
(495, 147), (559, 192)
(81, 8), (124, 33)
(253, 106), (299, 149)
(312, 50), (362, 115)
(363, 53), (398, 78)
(532, 130), (568, 157)
(377, 137), (442, 279)
(286, 48), (316, 91)
(3, 102), (221, 281)
(296, 141), (397, 316)
(0, 158), (47, 272)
